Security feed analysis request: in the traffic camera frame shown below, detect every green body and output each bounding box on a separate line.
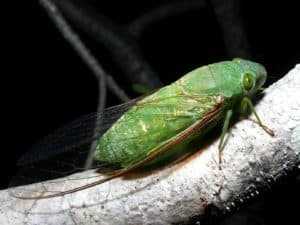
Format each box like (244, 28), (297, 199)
(95, 59), (267, 168)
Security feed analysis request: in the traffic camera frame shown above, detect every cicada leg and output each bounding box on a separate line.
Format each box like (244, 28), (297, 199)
(218, 109), (233, 169)
(241, 97), (274, 137)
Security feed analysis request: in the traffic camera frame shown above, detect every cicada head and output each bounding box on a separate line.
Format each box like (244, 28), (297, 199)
(233, 58), (267, 97)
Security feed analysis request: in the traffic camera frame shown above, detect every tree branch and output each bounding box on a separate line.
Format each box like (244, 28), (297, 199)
(2, 65), (300, 224)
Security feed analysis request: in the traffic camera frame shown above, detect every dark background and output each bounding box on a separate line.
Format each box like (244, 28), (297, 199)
(5, 0), (300, 224)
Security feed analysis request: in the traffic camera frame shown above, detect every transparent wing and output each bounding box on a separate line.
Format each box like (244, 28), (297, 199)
(10, 98), (140, 190)
(17, 99), (140, 166)
(9, 93), (222, 206)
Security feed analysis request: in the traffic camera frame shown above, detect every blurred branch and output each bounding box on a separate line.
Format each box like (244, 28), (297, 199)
(127, 0), (206, 38)
(53, 0), (162, 89)
(39, 0), (129, 105)
(208, 0), (251, 58)
(128, 0), (250, 59)
(39, 0), (107, 112)
(105, 75), (130, 102)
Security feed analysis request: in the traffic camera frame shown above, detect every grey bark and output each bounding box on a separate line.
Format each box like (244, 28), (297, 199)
(1, 65), (300, 225)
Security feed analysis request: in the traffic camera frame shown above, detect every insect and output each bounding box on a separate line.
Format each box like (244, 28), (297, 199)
(10, 58), (273, 199)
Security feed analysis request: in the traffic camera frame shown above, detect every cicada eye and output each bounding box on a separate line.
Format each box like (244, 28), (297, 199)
(243, 73), (254, 91)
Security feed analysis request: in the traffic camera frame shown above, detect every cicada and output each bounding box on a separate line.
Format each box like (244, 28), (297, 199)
(10, 58), (273, 199)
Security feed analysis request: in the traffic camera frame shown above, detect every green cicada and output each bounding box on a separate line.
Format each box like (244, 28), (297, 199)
(11, 58), (273, 199)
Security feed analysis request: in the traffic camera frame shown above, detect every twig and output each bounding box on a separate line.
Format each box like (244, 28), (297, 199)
(2, 65), (300, 224)
(53, 0), (162, 89)
(106, 74), (130, 102)
(40, 0), (130, 105)
(39, 0), (107, 112)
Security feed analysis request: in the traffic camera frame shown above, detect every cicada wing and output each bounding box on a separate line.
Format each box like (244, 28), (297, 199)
(9, 91), (223, 201)
(17, 98), (140, 166)
(9, 95), (225, 200)
(9, 98), (140, 193)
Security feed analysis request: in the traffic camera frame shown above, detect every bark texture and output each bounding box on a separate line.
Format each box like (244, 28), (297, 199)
(1, 65), (300, 225)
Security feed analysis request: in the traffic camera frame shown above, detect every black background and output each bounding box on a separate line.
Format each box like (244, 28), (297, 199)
(4, 0), (300, 224)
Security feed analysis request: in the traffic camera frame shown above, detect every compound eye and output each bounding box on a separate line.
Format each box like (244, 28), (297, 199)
(243, 73), (254, 91)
